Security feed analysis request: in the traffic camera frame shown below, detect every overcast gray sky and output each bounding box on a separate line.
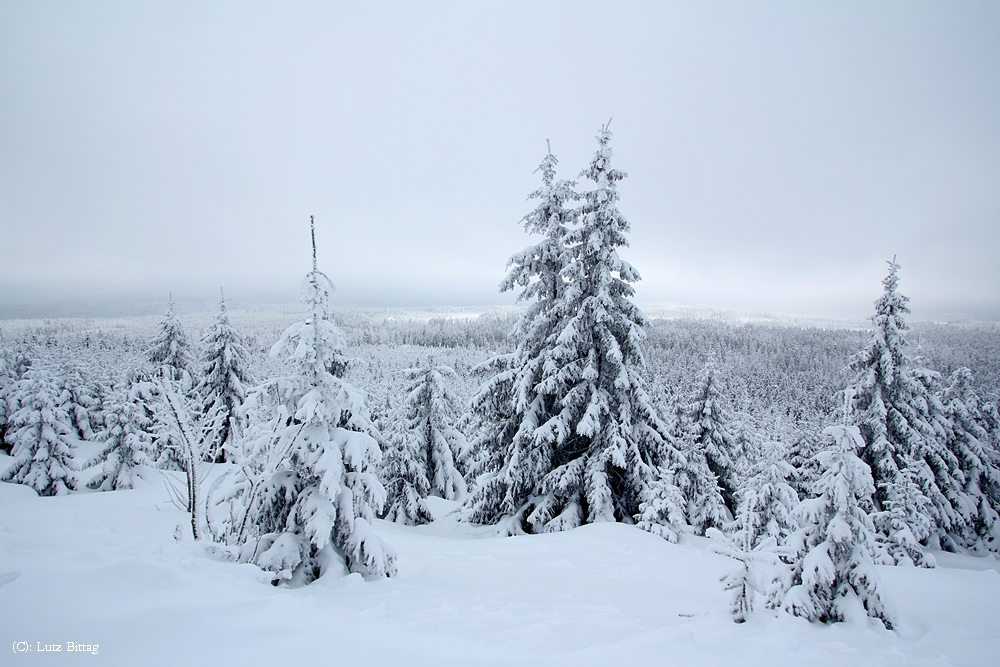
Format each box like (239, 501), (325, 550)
(1, 1), (998, 320)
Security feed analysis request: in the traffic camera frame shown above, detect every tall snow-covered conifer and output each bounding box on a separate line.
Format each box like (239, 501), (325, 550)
(463, 141), (579, 530)
(197, 290), (252, 462)
(465, 124), (686, 539)
(847, 259), (964, 560)
(211, 217), (394, 583)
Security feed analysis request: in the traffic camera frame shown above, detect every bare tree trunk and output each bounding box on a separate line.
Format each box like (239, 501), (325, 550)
(160, 370), (201, 541)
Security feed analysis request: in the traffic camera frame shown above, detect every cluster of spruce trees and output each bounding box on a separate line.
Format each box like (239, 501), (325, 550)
(0, 291), (253, 496)
(2, 125), (998, 629)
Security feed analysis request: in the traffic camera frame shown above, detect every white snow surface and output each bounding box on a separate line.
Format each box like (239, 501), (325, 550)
(1, 453), (998, 666)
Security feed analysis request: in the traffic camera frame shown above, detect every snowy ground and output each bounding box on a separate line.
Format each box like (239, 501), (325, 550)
(2, 455), (999, 666)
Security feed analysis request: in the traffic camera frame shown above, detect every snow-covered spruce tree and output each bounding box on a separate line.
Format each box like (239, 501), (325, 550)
(197, 290), (252, 462)
(1, 367), (79, 495)
(685, 359), (742, 516)
(210, 218), (395, 583)
(465, 124), (687, 539)
(115, 373), (185, 472)
(734, 441), (801, 550)
(0, 345), (12, 453)
(382, 356), (467, 524)
(147, 297), (196, 385)
(1, 339), (37, 453)
(942, 367), (1000, 550)
(143, 302), (202, 471)
(381, 409), (432, 525)
(673, 441), (728, 536)
(462, 141), (579, 530)
(58, 363), (102, 442)
(786, 431), (825, 502)
(984, 395), (1000, 448)
(85, 377), (157, 491)
(847, 259), (965, 560)
(500, 139), (578, 310)
(780, 424), (896, 629)
(913, 361), (972, 542)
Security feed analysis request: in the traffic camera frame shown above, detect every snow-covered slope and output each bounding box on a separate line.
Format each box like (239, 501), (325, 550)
(1, 467), (998, 666)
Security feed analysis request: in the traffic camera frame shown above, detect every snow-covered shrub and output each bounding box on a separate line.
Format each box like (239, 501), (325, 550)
(707, 442), (799, 623)
(708, 526), (788, 623)
(154, 369), (220, 540)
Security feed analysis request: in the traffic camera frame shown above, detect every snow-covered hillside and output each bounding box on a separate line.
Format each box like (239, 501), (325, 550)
(2, 455), (997, 666)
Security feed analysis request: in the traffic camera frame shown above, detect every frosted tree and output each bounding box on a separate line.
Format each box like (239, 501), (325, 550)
(847, 259), (961, 560)
(780, 425), (896, 629)
(381, 416), (432, 525)
(465, 123), (687, 540)
(58, 363), (103, 442)
(209, 218), (395, 583)
(501, 139), (578, 310)
(984, 396), (1000, 449)
(462, 141), (578, 529)
(685, 359), (742, 516)
(86, 377), (157, 491)
(1, 341), (36, 454)
(734, 441), (801, 550)
(383, 356), (467, 524)
(141, 299), (210, 471)
(786, 431), (824, 501)
(197, 289), (252, 462)
(913, 363), (972, 542)
(0, 345), (12, 452)
(942, 367), (1000, 550)
(673, 443), (728, 535)
(1, 368), (79, 496)
(147, 297), (196, 384)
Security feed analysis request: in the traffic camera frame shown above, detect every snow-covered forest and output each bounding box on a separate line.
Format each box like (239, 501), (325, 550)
(3, 131), (1000, 665)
